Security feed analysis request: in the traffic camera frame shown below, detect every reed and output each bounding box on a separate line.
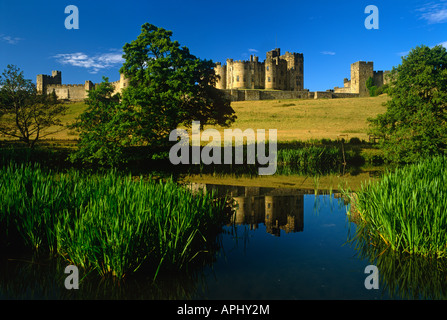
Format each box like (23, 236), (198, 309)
(0, 163), (228, 279)
(277, 145), (342, 174)
(346, 156), (447, 258)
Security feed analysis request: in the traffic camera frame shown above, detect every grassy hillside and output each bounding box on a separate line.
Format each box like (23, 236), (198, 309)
(204, 95), (388, 141)
(22, 95), (388, 142)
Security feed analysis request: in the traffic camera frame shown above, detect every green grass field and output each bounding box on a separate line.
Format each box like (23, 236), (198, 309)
(41, 95), (388, 142)
(204, 94), (388, 141)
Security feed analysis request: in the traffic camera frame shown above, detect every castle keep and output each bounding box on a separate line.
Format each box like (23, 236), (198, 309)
(215, 48), (304, 91)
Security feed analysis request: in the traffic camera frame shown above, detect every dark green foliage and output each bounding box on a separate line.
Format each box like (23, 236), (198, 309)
(72, 23), (236, 166)
(368, 45), (447, 163)
(69, 79), (129, 166)
(366, 76), (378, 97)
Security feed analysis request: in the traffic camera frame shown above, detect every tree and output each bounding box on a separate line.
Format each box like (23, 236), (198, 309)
(69, 79), (131, 165)
(72, 23), (236, 165)
(0, 65), (67, 148)
(119, 23), (236, 146)
(368, 45), (447, 163)
(366, 76), (378, 97)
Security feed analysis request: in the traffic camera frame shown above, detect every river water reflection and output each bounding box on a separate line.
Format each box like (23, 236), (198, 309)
(2, 183), (447, 300)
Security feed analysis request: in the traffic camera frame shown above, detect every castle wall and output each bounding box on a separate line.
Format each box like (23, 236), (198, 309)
(313, 91), (333, 99)
(221, 89), (313, 101)
(332, 92), (360, 99)
(37, 70), (130, 101)
(46, 84), (88, 101)
(333, 86), (351, 93)
(222, 89), (359, 101)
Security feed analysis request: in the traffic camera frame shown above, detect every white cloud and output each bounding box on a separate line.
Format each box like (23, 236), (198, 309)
(417, 1), (447, 24)
(0, 34), (22, 45)
(53, 50), (124, 74)
(438, 41), (447, 48)
(248, 48), (259, 53)
(321, 51), (336, 56)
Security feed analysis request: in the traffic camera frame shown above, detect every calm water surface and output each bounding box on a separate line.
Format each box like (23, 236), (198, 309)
(1, 183), (447, 300)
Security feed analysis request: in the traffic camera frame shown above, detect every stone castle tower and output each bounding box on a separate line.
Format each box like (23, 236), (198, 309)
(215, 48), (304, 91)
(334, 61), (390, 97)
(36, 71), (62, 93)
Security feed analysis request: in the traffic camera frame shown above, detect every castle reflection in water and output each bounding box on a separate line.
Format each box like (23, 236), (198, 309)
(187, 183), (314, 237)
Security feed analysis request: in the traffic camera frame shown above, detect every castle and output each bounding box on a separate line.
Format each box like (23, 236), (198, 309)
(36, 71), (129, 100)
(333, 61), (390, 97)
(214, 49), (390, 101)
(215, 48), (304, 91)
(36, 48), (390, 101)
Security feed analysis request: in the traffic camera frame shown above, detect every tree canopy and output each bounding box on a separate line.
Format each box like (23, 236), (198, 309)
(72, 23), (235, 165)
(368, 45), (447, 163)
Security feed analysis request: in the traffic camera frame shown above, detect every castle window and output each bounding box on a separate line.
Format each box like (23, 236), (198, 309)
(267, 66), (270, 71)
(236, 75), (239, 82)
(243, 77), (246, 82)
(268, 77), (271, 82)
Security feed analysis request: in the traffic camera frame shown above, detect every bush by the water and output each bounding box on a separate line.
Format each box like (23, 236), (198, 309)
(347, 156), (447, 258)
(0, 163), (228, 279)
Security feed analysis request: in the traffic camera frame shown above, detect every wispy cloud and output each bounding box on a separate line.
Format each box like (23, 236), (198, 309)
(417, 1), (447, 24)
(321, 51), (336, 56)
(248, 48), (259, 53)
(53, 50), (124, 74)
(0, 34), (22, 45)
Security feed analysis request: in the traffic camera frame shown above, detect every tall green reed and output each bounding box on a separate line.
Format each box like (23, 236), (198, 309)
(346, 156), (447, 258)
(0, 163), (228, 279)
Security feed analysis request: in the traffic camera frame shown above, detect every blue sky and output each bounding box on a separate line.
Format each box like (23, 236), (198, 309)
(1, 0), (447, 91)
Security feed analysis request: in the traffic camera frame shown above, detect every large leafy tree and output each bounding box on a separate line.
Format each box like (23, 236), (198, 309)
(0, 65), (67, 148)
(69, 79), (132, 165)
(119, 23), (235, 146)
(72, 23), (235, 165)
(369, 45), (447, 163)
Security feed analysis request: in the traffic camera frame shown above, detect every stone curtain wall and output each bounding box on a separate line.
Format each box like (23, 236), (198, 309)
(221, 89), (359, 101)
